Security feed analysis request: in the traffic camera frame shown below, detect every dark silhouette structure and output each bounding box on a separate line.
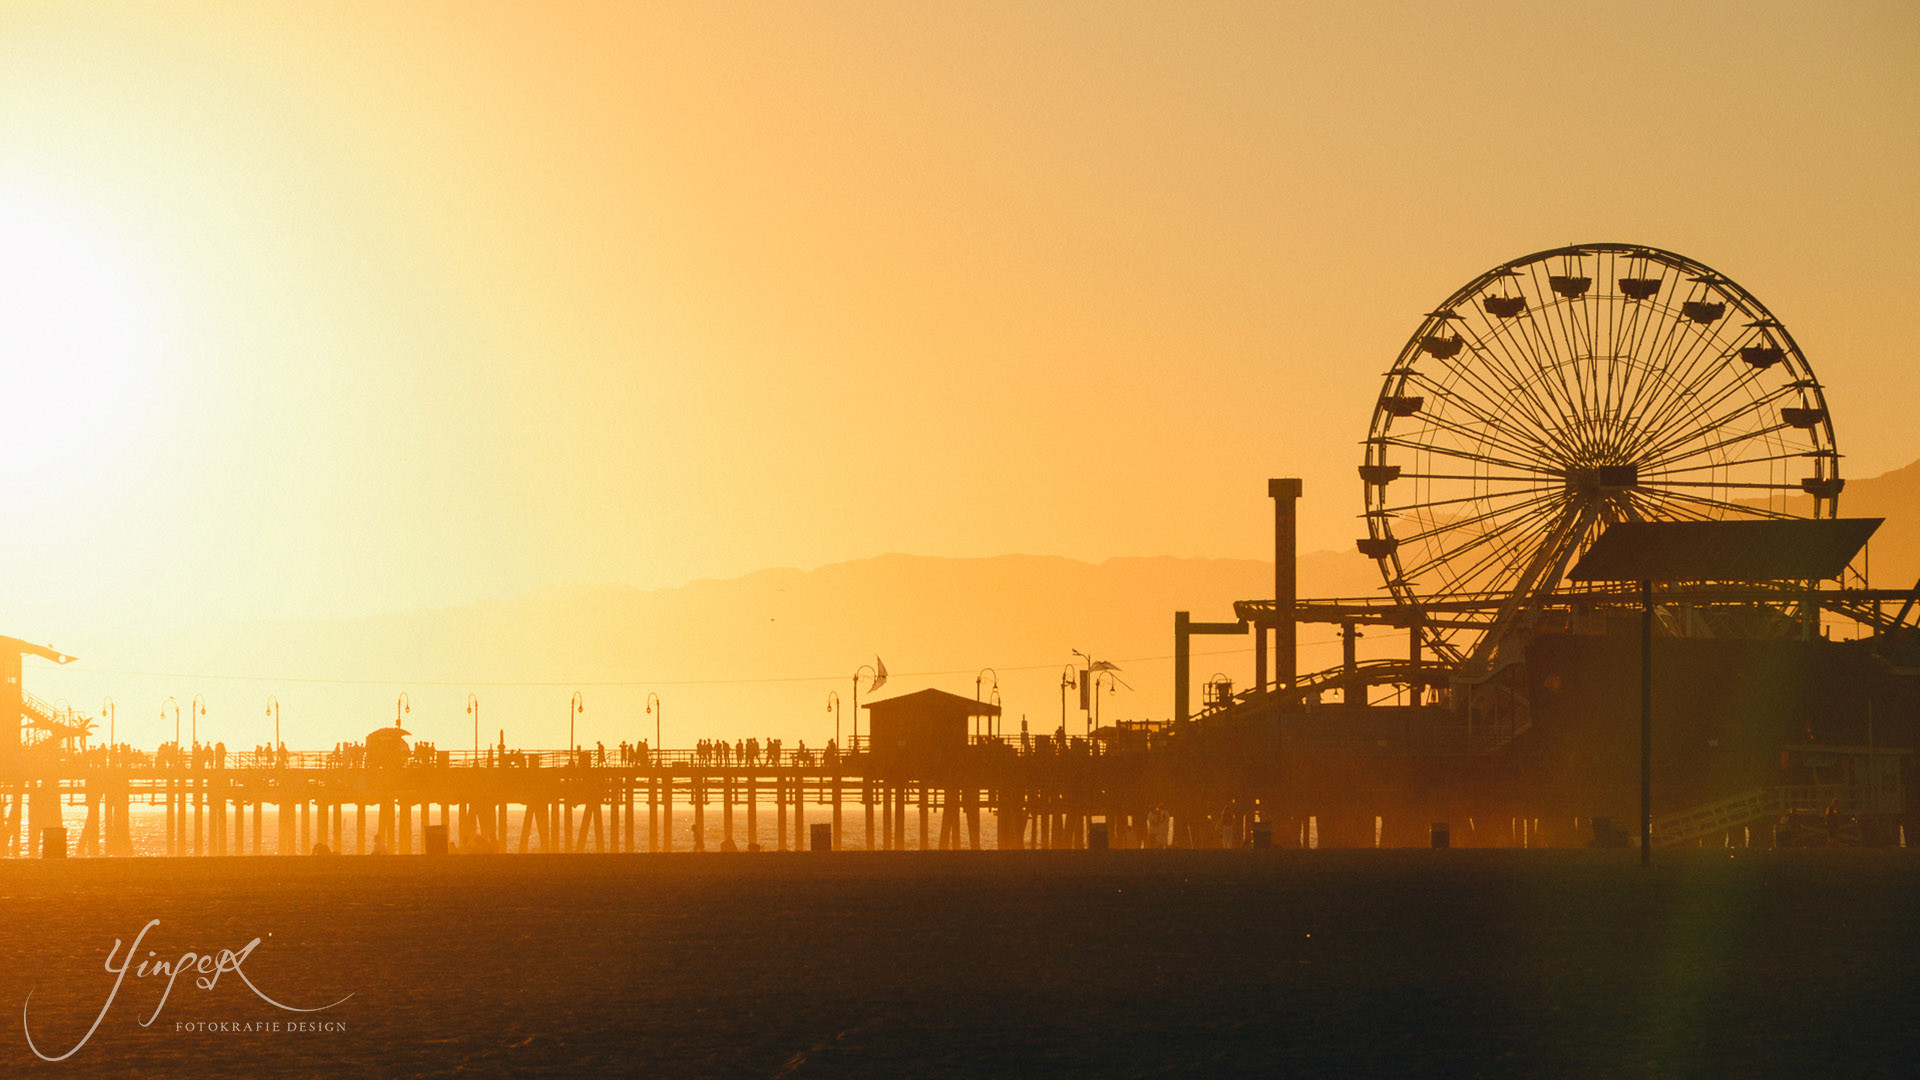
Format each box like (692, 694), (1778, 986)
(0, 635), (80, 763)
(1168, 244), (1920, 849)
(863, 688), (999, 768)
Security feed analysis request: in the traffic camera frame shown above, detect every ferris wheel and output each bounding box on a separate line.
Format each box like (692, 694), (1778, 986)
(1359, 244), (1840, 673)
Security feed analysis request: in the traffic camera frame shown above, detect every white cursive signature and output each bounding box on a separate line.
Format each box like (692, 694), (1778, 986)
(21, 919), (353, 1061)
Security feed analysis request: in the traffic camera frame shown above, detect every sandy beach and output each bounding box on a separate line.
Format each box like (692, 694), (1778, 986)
(2, 849), (1916, 1077)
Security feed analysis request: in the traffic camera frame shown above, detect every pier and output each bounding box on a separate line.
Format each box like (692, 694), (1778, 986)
(0, 736), (1150, 858)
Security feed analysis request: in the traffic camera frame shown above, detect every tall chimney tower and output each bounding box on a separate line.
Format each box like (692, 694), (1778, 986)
(1268, 479), (1301, 693)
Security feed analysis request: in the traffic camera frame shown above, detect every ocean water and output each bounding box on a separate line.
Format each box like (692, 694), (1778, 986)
(1, 850), (1916, 1077)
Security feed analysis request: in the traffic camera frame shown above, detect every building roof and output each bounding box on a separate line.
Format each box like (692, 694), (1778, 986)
(0, 636), (75, 665)
(861, 687), (1003, 716)
(1568, 518), (1881, 583)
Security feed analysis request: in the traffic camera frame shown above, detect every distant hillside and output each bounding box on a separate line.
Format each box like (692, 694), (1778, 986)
(1807, 457), (1920, 588)
(37, 456), (1917, 752)
(47, 550), (1385, 753)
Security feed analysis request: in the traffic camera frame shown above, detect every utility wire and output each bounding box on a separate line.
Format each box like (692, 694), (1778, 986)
(66, 644), (1299, 689)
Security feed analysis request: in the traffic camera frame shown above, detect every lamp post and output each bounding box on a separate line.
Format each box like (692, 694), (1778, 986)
(974, 668), (999, 740)
(569, 691), (584, 757)
(265, 695), (279, 759)
(101, 696), (114, 749)
(826, 691), (841, 747)
(466, 694), (479, 760)
(852, 661), (884, 751)
(396, 691), (410, 727)
(1093, 670), (1117, 735)
(645, 692), (661, 754)
(1059, 664), (1076, 740)
(164, 697), (180, 747)
(191, 693), (206, 749)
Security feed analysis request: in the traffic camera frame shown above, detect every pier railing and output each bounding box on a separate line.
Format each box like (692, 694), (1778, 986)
(54, 731), (1128, 773)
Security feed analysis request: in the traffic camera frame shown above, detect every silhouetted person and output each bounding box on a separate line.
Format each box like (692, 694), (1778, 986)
(1148, 805), (1171, 849)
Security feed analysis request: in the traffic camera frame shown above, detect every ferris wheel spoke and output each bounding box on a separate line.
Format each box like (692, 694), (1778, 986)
(1632, 375), (1787, 463)
(1453, 306), (1585, 438)
(1393, 495), (1568, 584)
(1640, 411), (1795, 475)
(1390, 487), (1569, 546)
(1641, 300), (1731, 402)
(1373, 481), (1558, 518)
(1635, 361), (1781, 449)
(1407, 364), (1569, 457)
(1650, 480), (1809, 490)
(1645, 449), (1818, 477)
(1614, 324), (1718, 440)
(1395, 472), (1550, 484)
(1470, 322), (1586, 453)
(1637, 485), (1798, 521)
(1510, 290), (1600, 447)
(1626, 333), (1765, 451)
(1391, 408), (1564, 473)
(1401, 494), (1574, 594)
(1623, 489), (1714, 523)
(1627, 365), (1770, 460)
(1417, 503), (1581, 608)
(1374, 437), (1546, 476)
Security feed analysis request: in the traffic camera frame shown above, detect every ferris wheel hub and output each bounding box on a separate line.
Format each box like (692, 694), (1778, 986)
(1564, 465), (1639, 497)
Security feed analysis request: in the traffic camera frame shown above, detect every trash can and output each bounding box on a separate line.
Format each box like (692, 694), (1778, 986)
(1430, 822), (1450, 849)
(809, 823), (831, 852)
(1251, 822), (1273, 848)
(41, 826), (67, 859)
(423, 824), (449, 855)
(1088, 821), (1109, 850)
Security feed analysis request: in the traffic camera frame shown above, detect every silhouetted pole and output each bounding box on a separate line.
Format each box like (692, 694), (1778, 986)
(1270, 478), (1302, 694)
(1173, 612), (1190, 724)
(853, 664), (879, 750)
(1059, 665), (1075, 741)
(266, 696), (279, 757)
(466, 693), (479, 757)
(646, 692), (661, 753)
(974, 669), (998, 740)
(101, 696), (114, 748)
(570, 691), (585, 755)
(1641, 579), (1652, 867)
(191, 694), (205, 749)
(826, 691), (840, 747)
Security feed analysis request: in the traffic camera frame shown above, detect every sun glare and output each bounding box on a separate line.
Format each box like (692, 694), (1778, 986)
(0, 189), (161, 493)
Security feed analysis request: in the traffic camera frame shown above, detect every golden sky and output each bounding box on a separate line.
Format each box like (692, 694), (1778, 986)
(2, 1), (1917, 644)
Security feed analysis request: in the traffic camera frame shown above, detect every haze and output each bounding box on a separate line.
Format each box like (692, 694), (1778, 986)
(2, 3), (1917, 746)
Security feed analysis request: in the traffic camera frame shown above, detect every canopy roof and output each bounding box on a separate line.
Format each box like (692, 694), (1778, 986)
(0, 636), (75, 665)
(1568, 518), (1880, 583)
